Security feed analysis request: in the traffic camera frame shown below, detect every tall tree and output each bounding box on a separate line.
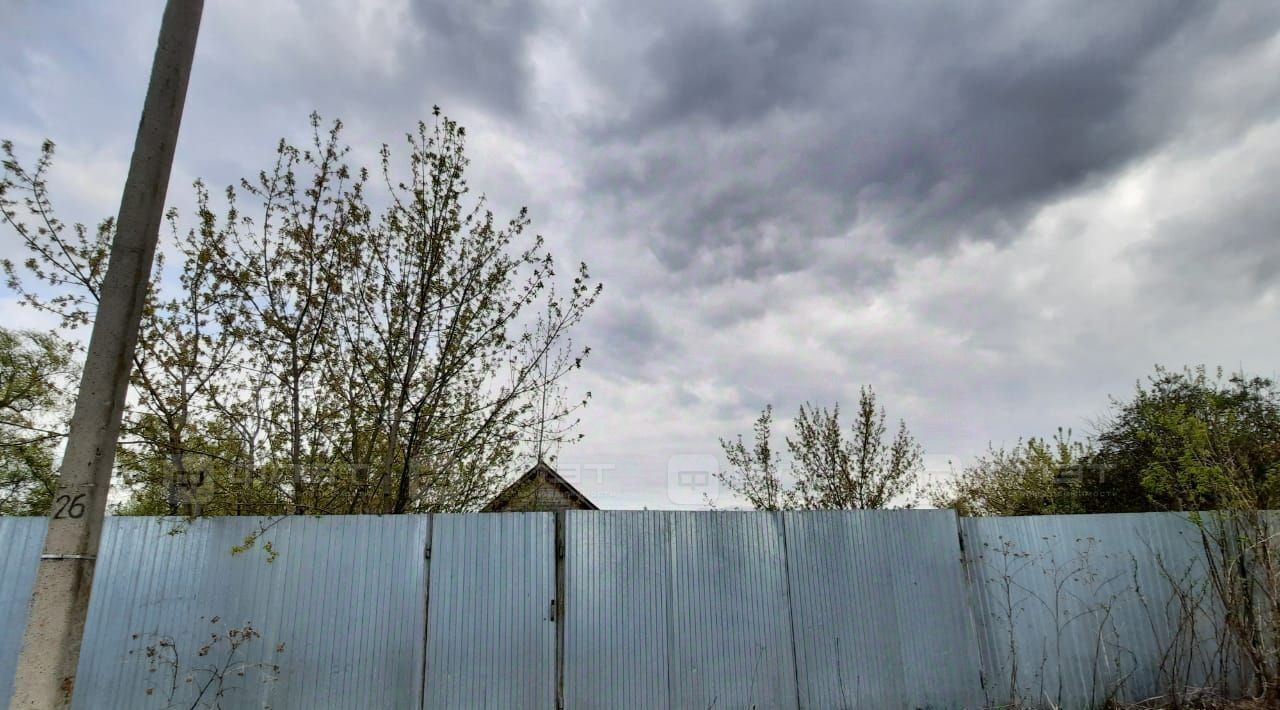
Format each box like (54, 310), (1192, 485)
(716, 387), (923, 510)
(329, 110), (597, 513)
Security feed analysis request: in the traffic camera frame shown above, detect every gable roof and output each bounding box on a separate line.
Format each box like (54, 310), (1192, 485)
(482, 460), (600, 512)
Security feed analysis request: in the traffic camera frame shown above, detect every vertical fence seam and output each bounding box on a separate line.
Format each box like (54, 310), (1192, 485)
(954, 512), (991, 706)
(778, 512), (805, 709)
(418, 515), (434, 710)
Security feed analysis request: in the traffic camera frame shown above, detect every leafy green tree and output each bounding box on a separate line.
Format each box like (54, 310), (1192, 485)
(717, 387), (923, 510)
(1083, 366), (1280, 513)
(0, 328), (73, 515)
(930, 429), (1088, 516)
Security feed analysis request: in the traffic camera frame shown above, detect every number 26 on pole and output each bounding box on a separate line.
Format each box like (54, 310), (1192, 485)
(52, 493), (86, 519)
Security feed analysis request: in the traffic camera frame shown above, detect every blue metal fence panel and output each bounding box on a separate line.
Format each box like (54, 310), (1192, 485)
(2, 509), (1260, 709)
(0, 517), (46, 705)
(71, 515), (429, 709)
(563, 511), (671, 709)
(422, 513), (555, 710)
(667, 512), (799, 709)
(783, 509), (985, 709)
(961, 513), (1233, 709)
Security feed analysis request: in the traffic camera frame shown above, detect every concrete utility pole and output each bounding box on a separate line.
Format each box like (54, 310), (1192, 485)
(8, 1), (204, 707)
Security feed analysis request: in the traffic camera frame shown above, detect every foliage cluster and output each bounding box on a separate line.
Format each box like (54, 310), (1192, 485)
(935, 367), (1280, 518)
(0, 328), (73, 515)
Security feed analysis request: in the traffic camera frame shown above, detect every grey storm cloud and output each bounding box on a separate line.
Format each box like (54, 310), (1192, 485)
(1142, 163), (1280, 308)
(5, 0), (1280, 508)
(577, 0), (1254, 284)
(592, 301), (676, 380)
(406, 0), (544, 116)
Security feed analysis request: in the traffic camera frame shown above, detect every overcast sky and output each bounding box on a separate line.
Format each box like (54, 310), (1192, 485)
(3, 1), (1279, 508)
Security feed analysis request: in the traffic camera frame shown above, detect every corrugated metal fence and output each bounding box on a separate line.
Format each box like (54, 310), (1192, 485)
(962, 514), (1241, 708)
(0, 511), (1249, 708)
(0, 517), (44, 705)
